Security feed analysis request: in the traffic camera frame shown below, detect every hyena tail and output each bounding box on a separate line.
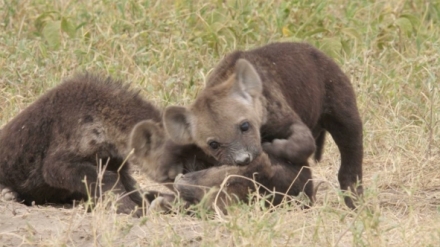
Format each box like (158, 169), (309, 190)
(314, 131), (326, 162)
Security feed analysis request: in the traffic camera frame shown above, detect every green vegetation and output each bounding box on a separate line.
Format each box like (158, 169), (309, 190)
(0, 0), (439, 246)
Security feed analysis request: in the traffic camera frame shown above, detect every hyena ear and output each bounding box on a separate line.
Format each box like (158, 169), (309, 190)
(164, 106), (194, 145)
(233, 59), (263, 103)
(129, 120), (164, 156)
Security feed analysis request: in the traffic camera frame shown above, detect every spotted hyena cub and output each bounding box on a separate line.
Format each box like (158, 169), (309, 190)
(131, 122), (314, 214)
(0, 74), (171, 215)
(164, 42), (363, 208)
(129, 120), (217, 187)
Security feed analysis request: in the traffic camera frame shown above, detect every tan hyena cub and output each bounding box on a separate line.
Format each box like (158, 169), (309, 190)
(129, 120), (217, 188)
(0, 73), (172, 215)
(164, 42), (363, 209)
(130, 122), (314, 213)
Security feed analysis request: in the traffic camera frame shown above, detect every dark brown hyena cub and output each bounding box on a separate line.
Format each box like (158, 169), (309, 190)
(174, 154), (313, 213)
(0, 74), (171, 215)
(164, 42), (363, 208)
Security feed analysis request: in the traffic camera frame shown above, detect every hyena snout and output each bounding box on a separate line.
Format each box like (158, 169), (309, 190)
(234, 152), (252, 166)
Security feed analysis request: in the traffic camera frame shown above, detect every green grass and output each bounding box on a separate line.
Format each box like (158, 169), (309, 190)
(1, 0), (439, 246)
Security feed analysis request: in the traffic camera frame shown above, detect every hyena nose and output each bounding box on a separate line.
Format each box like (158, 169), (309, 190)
(234, 153), (251, 166)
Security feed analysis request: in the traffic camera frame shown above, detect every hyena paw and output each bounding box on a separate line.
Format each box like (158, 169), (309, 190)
(154, 163), (183, 183)
(0, 186), (19, 202)
(262, 140), (286, 157)
(116, 195), (143, 217)
(148, 194), (175, 214)
(342, 182), (364, 209)
(263, 137), (314, 163)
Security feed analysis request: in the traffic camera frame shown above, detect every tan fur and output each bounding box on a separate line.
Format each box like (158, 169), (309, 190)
(135, 122), (313, 214)
(164, 59), (268, 166)
(129, 120), (188, 186)
(129, 120), (218, 192)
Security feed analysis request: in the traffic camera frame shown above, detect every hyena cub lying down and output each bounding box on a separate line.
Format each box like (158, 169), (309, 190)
(164, 42), (364, 208)
(130, 121), (314, 213)
(0, 74), (180, 216)
(173, 154), (313, 213)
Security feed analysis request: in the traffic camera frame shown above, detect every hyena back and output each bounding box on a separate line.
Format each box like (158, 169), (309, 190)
(0, 74), (164, 215)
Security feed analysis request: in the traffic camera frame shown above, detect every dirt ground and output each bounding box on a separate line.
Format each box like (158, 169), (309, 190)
(0, 201), (89, 246)
(1, 160), (440, 247)
(0, 171), (183, 247)
(1, 149), (440, 247)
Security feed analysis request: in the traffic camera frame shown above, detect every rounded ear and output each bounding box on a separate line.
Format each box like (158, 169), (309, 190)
(129, 120), (164, 156)
(233, 59), (263, 101)
(163, 106), (194, 145)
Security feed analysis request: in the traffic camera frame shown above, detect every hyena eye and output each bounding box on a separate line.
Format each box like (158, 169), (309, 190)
(208, 141), (220, 150)
(240, 122), (250, 132)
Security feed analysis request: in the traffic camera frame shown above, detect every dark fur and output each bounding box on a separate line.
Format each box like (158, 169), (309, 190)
(0, 74), (162, 215)
(165, 42), (363, 208)
(237, 43), (363, 208)
(131, 120), (313, 213)
(174, 152), (313, 212)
